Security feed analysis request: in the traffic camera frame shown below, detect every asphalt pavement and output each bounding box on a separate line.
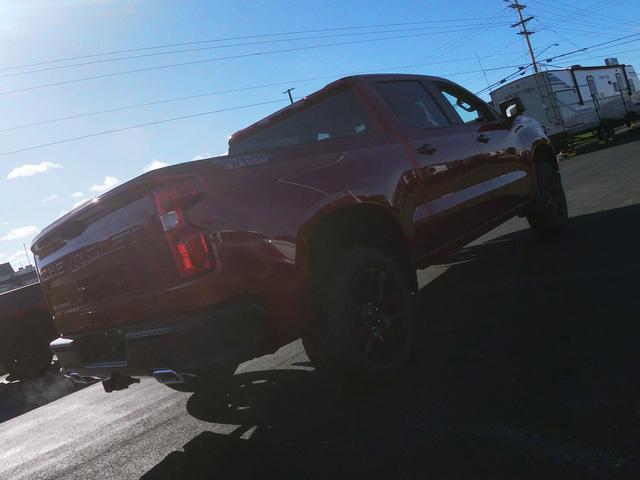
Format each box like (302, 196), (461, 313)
(1, 129), (639, 480)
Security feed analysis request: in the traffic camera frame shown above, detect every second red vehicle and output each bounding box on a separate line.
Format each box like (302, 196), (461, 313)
(32, 74), (567, 392)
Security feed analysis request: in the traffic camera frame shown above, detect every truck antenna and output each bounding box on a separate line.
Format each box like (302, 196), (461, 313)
(507, 0), (539, 73)
(475, 50), (491, 89)
(23, 243), (32, 266)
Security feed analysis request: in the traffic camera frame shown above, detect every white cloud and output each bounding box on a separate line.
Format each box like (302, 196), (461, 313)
(7, 161), (62, 179)
(42, 194), (60, 202)
(70, 191), (83, 198)
(143, 160), (168, 173)
(90, 176), (119, 193)
(1, 226), (39, 241)
(1, 222), (8, 225)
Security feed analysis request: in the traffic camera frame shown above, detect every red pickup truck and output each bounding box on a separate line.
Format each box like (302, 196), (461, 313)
(32, 74), (567, 392)
(1, 283), (56, 379)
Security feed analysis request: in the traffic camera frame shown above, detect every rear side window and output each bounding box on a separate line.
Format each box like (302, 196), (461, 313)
(376, 81), (450, 129)
(229, 89), (373, 154)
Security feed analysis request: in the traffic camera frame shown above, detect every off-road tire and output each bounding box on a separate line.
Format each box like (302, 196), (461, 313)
(527, 162), (568, 235)
(303, 246), (416, 388)
(3, 332), (53, 379)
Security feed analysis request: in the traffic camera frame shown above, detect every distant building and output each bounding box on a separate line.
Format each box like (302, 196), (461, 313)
(0, 263), (38, 294)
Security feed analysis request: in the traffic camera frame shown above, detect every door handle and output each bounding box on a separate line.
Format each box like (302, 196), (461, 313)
(477, 134), (490, 144)
(417, 143), (437, 155)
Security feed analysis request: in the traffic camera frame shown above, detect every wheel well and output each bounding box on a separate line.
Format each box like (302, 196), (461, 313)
(533, 144), (559, 171)
(308, 204), (416, 295)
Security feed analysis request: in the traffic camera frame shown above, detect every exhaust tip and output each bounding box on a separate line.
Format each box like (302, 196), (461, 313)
(152, 369), (185, 384)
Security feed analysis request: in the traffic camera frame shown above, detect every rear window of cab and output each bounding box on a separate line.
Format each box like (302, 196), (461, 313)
(228, 88), (373, 155)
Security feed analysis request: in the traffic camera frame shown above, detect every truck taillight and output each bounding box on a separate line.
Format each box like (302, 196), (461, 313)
(152, 179), (212, 279)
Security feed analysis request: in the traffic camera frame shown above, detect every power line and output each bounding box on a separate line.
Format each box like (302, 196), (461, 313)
(0, 99), (289, 157)
(475, 65), (531, 95)
(544, 33), (640, 62)
(474, 31), (640, 95)
(0, 52), (529, 134)
(0, 23), (512, 79)
(533, 18), (582, 50)
(0, 16), (517, 73)
(528, 0), (635, 28)
(403, 7), (511, 74)
(0, 65), (529, 157)
(4, 31), (640, 156)
(0, 30), (519, 97)
(543, 46), (640, 66)
(537, 0), (631, 30)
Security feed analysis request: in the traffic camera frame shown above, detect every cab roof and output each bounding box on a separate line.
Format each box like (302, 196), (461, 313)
(227, 73), (447, 147)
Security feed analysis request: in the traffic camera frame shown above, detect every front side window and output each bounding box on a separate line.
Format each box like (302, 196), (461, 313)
(376, 81), (450, 129)
(437, 84), (494, 124)
(229, 89), (373, 154)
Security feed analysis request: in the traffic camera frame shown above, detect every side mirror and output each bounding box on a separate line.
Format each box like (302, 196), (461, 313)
(500, 97), (526, 119)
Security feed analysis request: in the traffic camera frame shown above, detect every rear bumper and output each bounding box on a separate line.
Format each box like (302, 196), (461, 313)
(51, 300), (268, 380)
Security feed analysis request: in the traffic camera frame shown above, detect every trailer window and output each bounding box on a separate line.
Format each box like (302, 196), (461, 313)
(629, 78), (636, 93)
(587, 76), (598, 99)
(228, 88), (373, 154)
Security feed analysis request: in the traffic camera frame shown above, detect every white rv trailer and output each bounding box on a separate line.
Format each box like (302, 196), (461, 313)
(490, 61), (640, 150)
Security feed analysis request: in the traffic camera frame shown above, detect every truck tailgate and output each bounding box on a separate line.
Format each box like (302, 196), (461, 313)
(32, 185), (176, 335)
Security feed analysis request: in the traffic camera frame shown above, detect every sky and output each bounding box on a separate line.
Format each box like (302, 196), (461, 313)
(0, 0), (638, 269)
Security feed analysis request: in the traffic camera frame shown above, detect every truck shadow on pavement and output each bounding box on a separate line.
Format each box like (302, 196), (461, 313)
(143, 203), (640, 480)
(570, 125), (640, 158)
(0, 362), (88, 424)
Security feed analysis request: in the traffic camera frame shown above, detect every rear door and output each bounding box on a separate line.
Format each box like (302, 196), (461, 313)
(429, 80), (531, 216)
(373, 80), (486, 256)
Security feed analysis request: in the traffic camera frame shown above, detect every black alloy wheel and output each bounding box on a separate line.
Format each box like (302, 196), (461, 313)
(303, 246), (416, 387)
(346, 266), (409, 365)
(527, 162), (568, 235)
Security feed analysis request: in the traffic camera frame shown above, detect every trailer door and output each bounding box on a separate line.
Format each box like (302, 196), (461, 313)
(554, 89), (583, 128)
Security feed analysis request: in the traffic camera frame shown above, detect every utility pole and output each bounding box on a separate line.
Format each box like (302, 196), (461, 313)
(507, 0), (539, 73)
(282, 88), (295, 104)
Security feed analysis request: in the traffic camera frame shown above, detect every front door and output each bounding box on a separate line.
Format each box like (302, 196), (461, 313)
(374, 80), (486, 256)
(429, 80), (531, 218)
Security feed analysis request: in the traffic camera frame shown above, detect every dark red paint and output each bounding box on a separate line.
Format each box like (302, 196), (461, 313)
(31, 74), (554, 377)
